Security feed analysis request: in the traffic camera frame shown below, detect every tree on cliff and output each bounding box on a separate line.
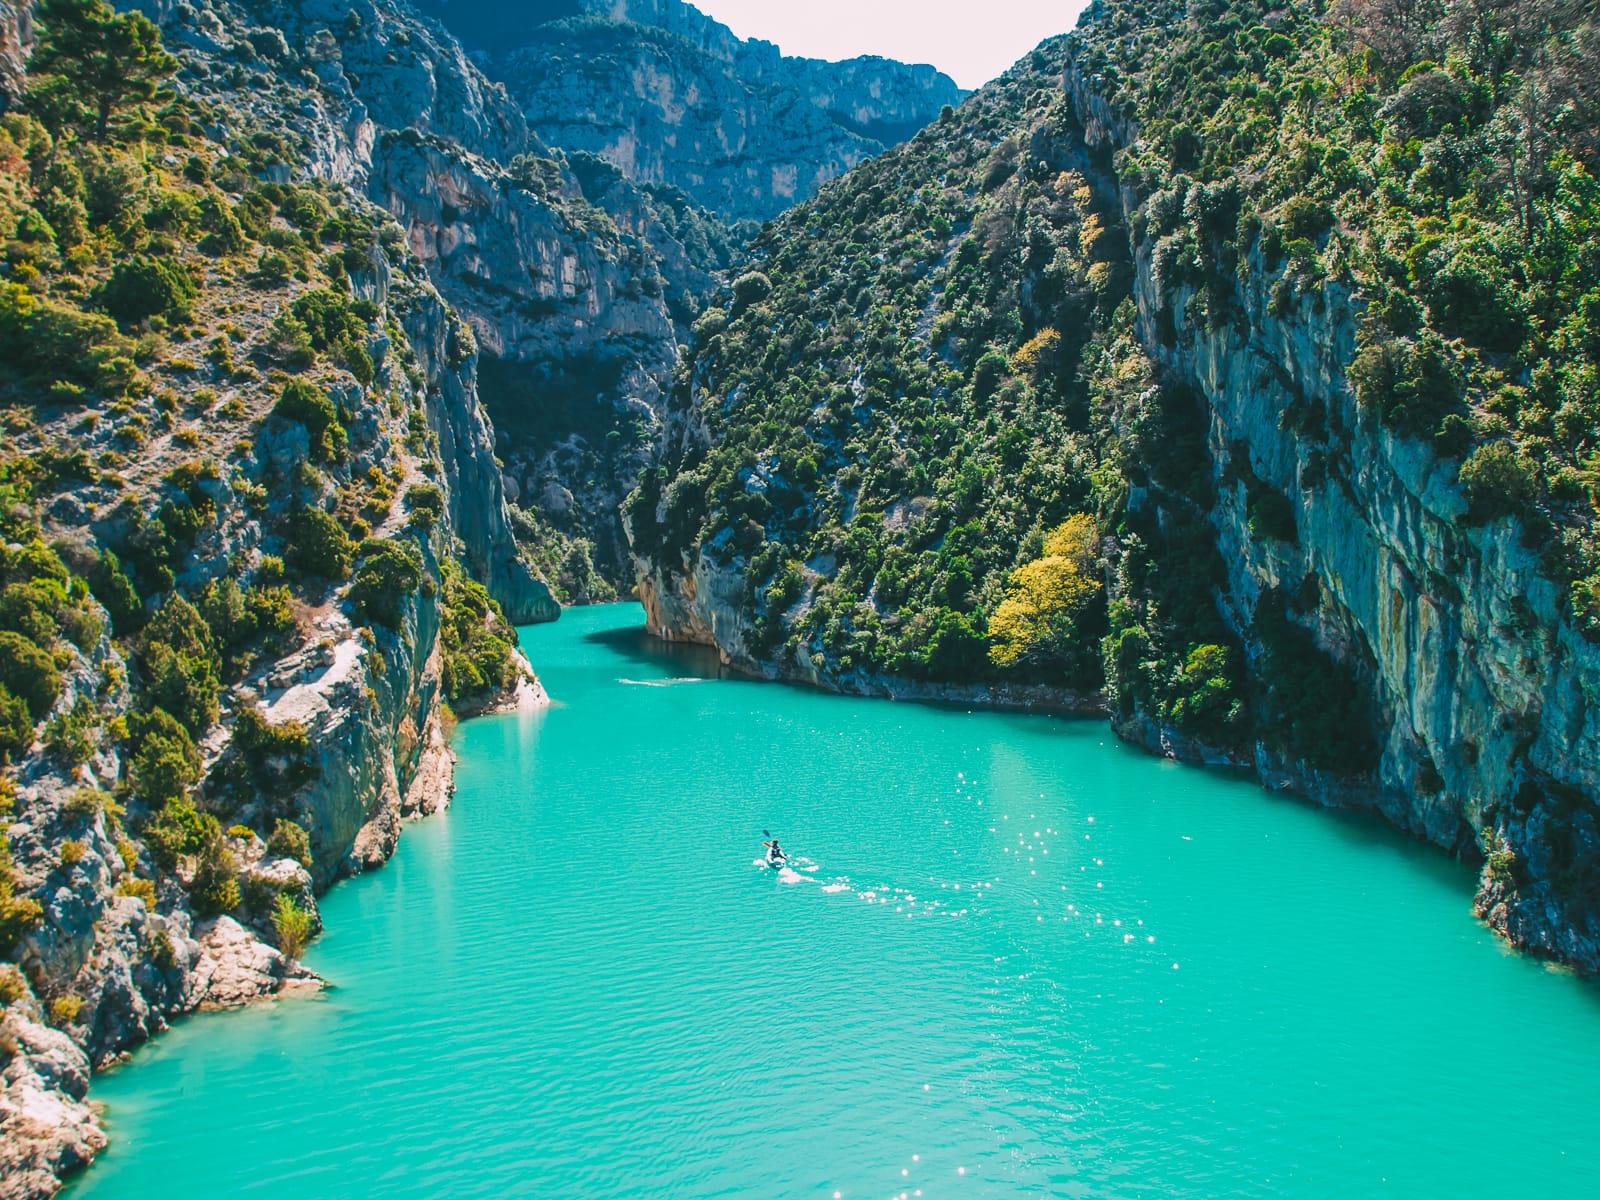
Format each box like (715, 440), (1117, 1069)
(988, 515), (1104, 674)
(28, 0), (176, 142)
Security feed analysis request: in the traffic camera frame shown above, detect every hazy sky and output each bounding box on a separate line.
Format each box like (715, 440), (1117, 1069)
(694, 1), (1092, 90)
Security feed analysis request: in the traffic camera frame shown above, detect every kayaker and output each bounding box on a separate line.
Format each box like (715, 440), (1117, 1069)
(765, 839), (784, 861)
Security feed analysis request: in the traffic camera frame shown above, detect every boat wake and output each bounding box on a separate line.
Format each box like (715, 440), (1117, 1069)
(752, 855), (819, 884)
(618, 677), (706, 688)
(753, 854), (968, 917)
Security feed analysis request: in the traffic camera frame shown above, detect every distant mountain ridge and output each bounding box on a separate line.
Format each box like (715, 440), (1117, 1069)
(411, 0), (966, 220)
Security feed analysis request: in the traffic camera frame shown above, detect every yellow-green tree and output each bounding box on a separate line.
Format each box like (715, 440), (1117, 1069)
(988, 513), (1102, 670)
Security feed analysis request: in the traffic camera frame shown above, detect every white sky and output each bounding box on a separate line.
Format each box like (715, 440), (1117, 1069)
(694, 1), (1093, 90)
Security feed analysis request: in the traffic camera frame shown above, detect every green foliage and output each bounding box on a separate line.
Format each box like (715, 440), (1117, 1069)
(44, 697), (97, 764)
(439, 562), (520, 702)
(139, 795), (209, 869)
(349, 537), (424, 630)
(189, 831), (240, 917)
(1254, 593), (1377, 773)
(289, 287), (364, 352)
(403, 483), (445, 531)
(0, 685), (34, 763)
(28, 0), (178, 142)
(127, 705), (200, 808)
(196, 576), (296, 677)
(232, 705), (318, 793)
(1458, 442), (1540, 523)
(0, 631), (61, 721)
(138, 594), (220, 735)
(99, 254), (196, 324)
(1348, 335), (1461, 437)
(0, 282), (138, 393)
(286, 508), (355, 580)
(271, 892), (313, 959)
(88, 550), (143, 636)
(273, 379), (347, 463)
(267, 818), (313, 868)
(1167, 644), (1243, 743)
(0, 834), (43, 955)
(637, 47), (1138, 687)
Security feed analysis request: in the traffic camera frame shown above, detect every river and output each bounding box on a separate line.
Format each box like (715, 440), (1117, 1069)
(67, 603), (1600, 1198)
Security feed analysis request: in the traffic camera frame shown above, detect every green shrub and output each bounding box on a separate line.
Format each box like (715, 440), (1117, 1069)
(1458, 442), (1539, 523)
(289, 287), (362, 352)
(286, 508), (354, 579)
(266, 817), (312, 867)
(189, 834), (240, 917)
(139, 595), (221, 735)
(0, 685), (36, 762)
(127, 705), (200, 807)
(730, 271), (772, 307)
(349, 538), (423, 629)
(0, 282), (137, 391)
(271, 892), (314, 959)
(49, 994), (83, 1027)
(115, 876), (158, 908)
(0, 965), (26, 1006)
(0, 631), (62, 721)
(403, 484), (444, 530)
(99, 255), (196, 324)
(233, 705), (318, 791)
(44, 697), (97, 764)
(273, 379), (346, 463)
(440, 564), (519, 701)
(140, 796), (211, 868)
(0, 833), (42, 954)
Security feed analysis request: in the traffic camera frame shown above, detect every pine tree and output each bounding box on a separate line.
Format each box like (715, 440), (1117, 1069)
(29, 0), (176, 141)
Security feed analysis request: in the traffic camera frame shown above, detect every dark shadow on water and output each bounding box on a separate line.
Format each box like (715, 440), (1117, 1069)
(582, 622), (730, 680)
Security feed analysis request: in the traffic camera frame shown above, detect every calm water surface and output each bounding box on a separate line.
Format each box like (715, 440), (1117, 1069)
(69, 604), (1600, 1198)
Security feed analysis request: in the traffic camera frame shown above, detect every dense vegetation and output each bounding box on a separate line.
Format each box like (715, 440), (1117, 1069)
(635, 0), (1600, 772)
(0, 0), (525, 981)
(1071, 0), (1600, 621)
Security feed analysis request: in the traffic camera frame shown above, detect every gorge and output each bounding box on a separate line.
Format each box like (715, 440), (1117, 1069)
(3, 0), (1600, 1195)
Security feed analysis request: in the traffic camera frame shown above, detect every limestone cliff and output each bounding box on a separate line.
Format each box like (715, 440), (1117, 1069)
(1059, 49), (1600, 971)
(629, 18), (1600, 975)
(0, 5), (554, 1192)
(454, 0), (966, 221)
(133, 0), (696, 590)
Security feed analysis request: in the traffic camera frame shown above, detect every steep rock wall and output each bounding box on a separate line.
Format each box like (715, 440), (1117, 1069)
(491, 0), (965, 221)
(1059, 53), (1600, 969)
(631, 43), (1600, 973)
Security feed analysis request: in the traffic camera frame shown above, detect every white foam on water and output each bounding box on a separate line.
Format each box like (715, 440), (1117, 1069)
(617, 677), (706, 687)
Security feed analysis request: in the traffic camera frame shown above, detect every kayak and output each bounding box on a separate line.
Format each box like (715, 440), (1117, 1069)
(764, 849), (787, 869)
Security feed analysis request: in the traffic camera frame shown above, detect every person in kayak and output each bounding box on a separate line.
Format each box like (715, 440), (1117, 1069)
(765, 839), (784, 862)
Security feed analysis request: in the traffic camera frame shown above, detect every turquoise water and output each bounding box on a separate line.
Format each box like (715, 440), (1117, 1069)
(70, 604), (1600, 1198)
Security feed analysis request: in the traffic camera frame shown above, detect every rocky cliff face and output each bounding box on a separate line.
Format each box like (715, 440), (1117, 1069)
(1059, 52), (1600, 971)
(132, 0), (695, 591)
(0, 0), (29, 109)
(630, 20), (1600, 974)
(0, 5), (559, 1191)
(478, 0), (966, 221)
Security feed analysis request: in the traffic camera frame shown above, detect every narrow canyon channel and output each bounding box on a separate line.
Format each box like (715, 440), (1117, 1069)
(67, 605), (1600, 1198)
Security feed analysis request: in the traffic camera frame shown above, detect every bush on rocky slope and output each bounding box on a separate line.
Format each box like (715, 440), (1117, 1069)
(0, 0), (532, 1089)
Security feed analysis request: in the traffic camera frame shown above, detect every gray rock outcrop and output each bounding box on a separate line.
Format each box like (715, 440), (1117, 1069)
(491, 0), (966, 221)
